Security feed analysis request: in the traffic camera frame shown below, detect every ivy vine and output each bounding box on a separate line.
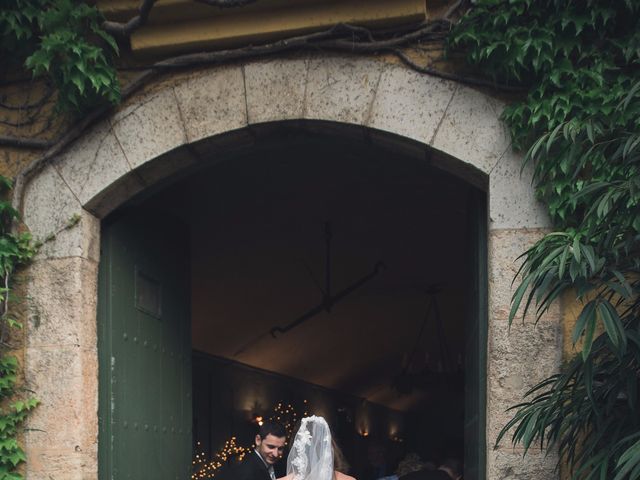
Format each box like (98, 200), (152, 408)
(1, 0), (120, 113)
(0, 177), (37, 480)
(450, 1), (640, 479)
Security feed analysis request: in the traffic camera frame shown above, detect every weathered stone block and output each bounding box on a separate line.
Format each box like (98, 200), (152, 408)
(22, 165), (100, 261)
(488, 229), (560, 319)
(134, 145), (200, 186)
(24, 347), (97, 448)
(111, 88), (187, 170)
(487, 315), (562, 445)
(305, 56), (383, 125)
(26, 257), (97, 349)
(25, 447), (96, 480)
(54, 121), (132, 206)
(368, 66), (456, 146)
(84, 170), (145, 218)
(174, 66), (247, 143)
(245, 57), (308, 123)
(431, 85), (509, 175)
(489, 149), (551, 230)
(488, 447), (559, 480)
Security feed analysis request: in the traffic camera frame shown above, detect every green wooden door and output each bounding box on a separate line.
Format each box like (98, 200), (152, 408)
(98, 211), (192, 480)
(464, 188), (488, 480)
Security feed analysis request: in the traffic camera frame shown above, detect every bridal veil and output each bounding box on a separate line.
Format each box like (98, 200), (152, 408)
(287, 415), (334, 480)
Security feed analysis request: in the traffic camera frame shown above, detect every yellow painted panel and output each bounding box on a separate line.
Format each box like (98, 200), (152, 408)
(99, 0), (426, 57)
(101, 0), (332, 24)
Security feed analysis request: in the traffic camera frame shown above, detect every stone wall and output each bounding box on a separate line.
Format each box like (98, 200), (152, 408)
(7, 54), (561, 479)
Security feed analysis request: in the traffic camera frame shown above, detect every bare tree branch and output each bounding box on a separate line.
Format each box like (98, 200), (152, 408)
(102, 0), (156, 38)
(0, 135), (53, 149)
(443, 0), (465, 20)
(0, 117), (38, 128)
(389, 48), (523, 92)
(124, 21), (449, 71)
(102, 0), (261, 39)
(8, 20), (520, 212)
(0, 84), (54, 111)
(11, 68), (155, 211)
(0, 270), (9, 345)
(2, 21), (518, 153)
(1, 19), (513, 148)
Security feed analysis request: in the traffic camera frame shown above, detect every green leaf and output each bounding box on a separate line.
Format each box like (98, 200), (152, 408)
(582, 308), (597, 361)
(546, 122), (564, 152)
(611, 269), (633, 299)
(558, 245), (570, 279)
(572, 300), (596, 345)
(451, 1), (640, 476)
(580, 245), (595, 273)
(614, 437), (640, 480)
(509, 275), (533, 325)
(598, 301), (627, 355)
(572, 235), (582, 263)
(69, 72), (85, 95)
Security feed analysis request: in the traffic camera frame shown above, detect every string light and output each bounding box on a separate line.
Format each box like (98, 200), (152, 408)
(191, 437), (250, 479)
(192, 400), (311, 478)
(269, 400), (306, 439)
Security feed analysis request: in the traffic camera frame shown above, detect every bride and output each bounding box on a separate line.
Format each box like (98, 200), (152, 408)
(279, 415), (356, 480)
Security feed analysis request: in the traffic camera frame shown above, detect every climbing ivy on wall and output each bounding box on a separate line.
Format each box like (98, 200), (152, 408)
(450, 1), (640, 479)
(0, 177), (37, 479)
(0, 0), (119, 113)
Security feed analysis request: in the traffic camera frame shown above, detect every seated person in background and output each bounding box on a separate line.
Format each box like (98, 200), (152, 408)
(366, 443), (390, 480)
(395, 453), (444, 480)
(395, 452), (431, 479)
(401, 458), (463, 480)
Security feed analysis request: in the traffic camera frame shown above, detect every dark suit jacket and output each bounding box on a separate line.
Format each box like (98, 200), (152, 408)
(221, 451), (272, 480)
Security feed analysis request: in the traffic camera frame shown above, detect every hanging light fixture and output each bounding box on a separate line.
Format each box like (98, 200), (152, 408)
(392, 284), (462, 395)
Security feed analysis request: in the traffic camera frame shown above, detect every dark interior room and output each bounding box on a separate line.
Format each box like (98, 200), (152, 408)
(130, 126), (477, 479)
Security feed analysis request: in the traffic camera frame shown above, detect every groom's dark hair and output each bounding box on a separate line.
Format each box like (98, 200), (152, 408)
(258, 420), (286, 439)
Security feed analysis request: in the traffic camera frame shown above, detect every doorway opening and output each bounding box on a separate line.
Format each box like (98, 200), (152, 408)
(98, 124), (487, 480)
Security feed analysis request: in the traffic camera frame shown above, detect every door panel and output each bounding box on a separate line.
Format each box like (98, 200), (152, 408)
(99, 212), (192, 480)
(464, 188), (488, 480)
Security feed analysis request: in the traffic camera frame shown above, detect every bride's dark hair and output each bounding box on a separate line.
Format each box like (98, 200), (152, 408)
(331, 437), (349, 474)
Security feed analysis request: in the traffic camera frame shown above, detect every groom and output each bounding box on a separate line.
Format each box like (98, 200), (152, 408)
(224, 421), (287, 480)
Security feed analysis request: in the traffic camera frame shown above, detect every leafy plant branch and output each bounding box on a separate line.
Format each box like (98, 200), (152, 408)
(450, 0), (640, 478)
(1, 0), (120, 113)
(1, 0), (513, 153)
(0, 176), (38, 479)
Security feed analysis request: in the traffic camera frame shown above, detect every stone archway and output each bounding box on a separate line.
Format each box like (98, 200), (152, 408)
(19, 54), (561, 479)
